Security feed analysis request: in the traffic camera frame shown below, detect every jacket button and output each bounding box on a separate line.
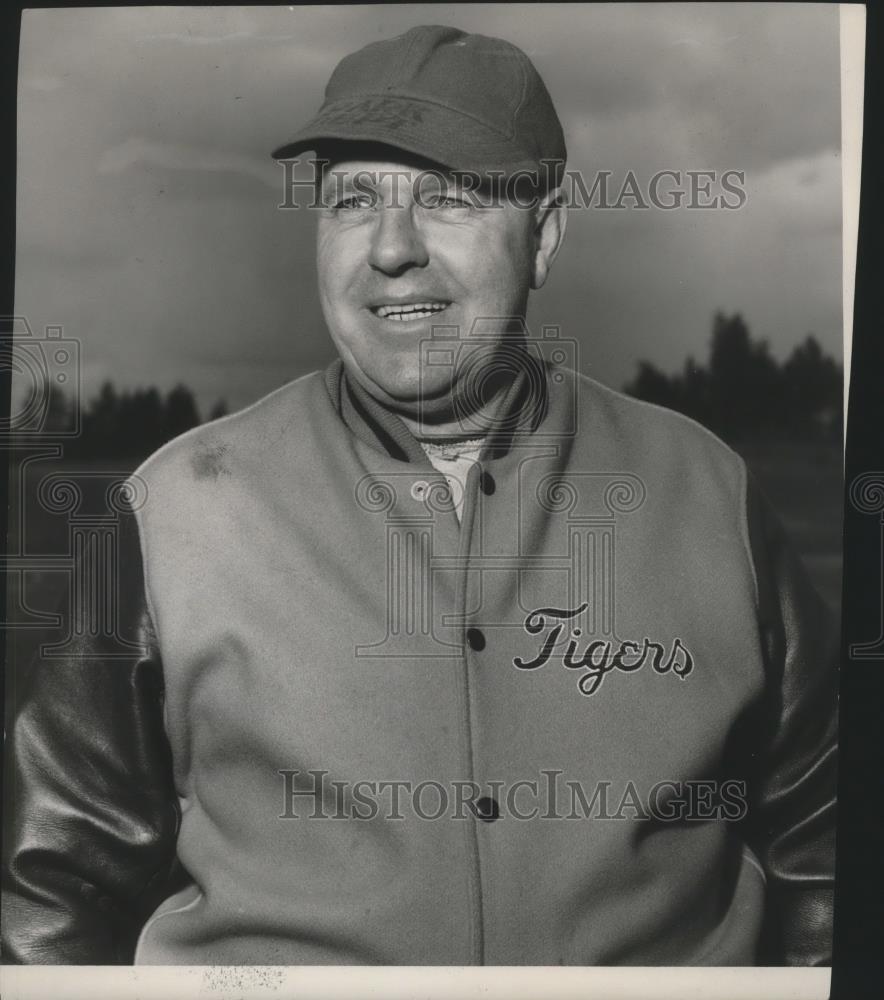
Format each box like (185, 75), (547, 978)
(479, 471), (496, 495)
(475, 796), (500, 822)
(466, 627), (486, 651)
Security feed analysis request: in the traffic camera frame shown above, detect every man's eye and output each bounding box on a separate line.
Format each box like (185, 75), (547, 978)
(424, 194), (470, 210)
(334, 194), (376, 210)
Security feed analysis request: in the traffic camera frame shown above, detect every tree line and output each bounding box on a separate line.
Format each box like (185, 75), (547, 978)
(33, 381), (228, 462)
(623, 312), (842, 445)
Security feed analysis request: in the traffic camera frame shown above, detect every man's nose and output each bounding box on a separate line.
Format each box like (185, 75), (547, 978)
(367, 205), (429, 275)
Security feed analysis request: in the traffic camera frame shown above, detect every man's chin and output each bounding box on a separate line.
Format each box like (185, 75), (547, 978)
(349, 365), (453, 411)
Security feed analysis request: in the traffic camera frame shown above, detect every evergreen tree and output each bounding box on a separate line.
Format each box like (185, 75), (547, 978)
(209, 399), (229, 421)
(624, 313), (841, 444)
(162, 384), (201, 441)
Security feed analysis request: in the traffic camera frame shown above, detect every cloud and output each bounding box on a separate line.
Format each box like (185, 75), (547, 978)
(22, 73), (65, 92)
(97, 137), (277, 190)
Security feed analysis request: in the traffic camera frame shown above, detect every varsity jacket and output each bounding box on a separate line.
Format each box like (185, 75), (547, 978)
(2, 359), (838, 966)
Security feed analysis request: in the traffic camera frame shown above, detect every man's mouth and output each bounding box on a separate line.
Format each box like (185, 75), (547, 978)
(370, 301), (451, 322)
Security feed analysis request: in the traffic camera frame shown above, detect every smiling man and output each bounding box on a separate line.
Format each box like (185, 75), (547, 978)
(3, 25), (836, 968)
(312, 146), (564, 437)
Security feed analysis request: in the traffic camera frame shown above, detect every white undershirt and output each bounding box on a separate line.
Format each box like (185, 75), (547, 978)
(418, 437), (486, 522)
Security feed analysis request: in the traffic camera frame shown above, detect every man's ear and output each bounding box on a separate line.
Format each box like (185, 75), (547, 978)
(531, 187), (568, 290)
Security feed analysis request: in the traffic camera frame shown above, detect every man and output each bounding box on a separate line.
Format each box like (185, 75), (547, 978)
(3, 25), (836, 966)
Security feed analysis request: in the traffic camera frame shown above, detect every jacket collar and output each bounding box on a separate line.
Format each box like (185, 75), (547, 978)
(323, 352), (551, 465)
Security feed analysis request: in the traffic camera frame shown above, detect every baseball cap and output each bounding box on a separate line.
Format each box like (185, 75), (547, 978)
(271, 24), (566, 186)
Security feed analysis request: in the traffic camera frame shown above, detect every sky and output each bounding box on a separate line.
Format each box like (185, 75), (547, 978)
(15, 4), (843, 416)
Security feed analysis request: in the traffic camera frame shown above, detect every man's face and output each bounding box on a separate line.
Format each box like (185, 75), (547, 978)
(315, 155), (553, 408)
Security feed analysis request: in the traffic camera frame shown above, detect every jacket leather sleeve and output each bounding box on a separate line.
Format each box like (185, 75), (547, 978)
(2, 501), (182, 964)
(735, 471), (839, 966)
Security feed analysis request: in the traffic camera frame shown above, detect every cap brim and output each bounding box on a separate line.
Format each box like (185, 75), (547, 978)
(270, 95), (541, 176)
